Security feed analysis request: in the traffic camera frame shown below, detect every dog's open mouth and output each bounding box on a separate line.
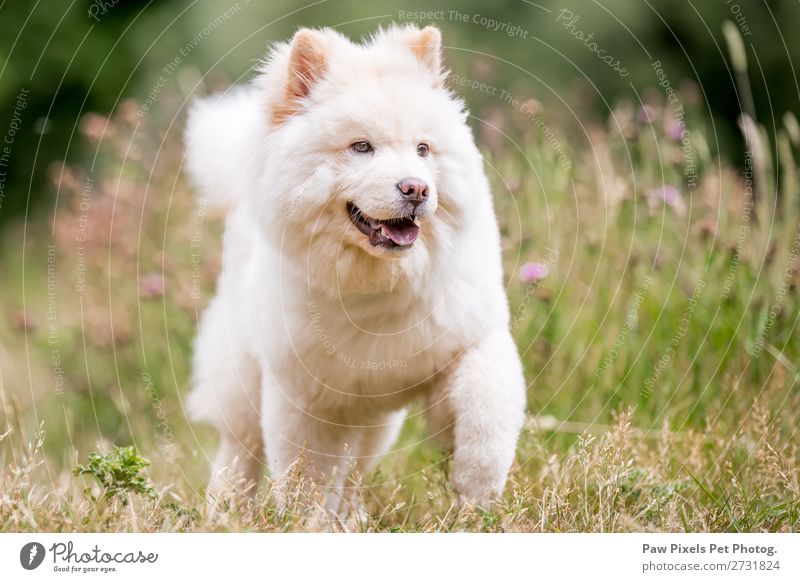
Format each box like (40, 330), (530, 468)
(347, 202), (420, 249)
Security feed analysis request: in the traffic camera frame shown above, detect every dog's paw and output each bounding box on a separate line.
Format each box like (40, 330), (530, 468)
(451, 472), (503, 508)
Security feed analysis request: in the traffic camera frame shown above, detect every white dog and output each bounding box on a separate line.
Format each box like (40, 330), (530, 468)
(185, 25), (526, 513)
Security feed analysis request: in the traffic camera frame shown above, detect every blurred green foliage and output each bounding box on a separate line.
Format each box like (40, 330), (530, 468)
(74, 445), (156, 504)
(1, 0), (798, 225)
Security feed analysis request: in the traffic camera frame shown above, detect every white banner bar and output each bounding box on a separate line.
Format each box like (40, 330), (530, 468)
(1, 533), (797, 581)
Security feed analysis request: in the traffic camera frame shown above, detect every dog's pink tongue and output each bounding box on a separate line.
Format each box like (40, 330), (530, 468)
(381, 221), (419, 246)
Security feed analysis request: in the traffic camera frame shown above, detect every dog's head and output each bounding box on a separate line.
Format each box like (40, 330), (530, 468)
(256, 25), (484, 292)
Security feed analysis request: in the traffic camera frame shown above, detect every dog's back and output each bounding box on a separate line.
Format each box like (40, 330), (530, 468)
(184, 85), (264, 213)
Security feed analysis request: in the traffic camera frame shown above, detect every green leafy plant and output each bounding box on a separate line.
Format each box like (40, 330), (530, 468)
(73, 446), (157, 504)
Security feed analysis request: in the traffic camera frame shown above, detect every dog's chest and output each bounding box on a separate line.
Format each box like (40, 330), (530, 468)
(273, 296), (466, 409)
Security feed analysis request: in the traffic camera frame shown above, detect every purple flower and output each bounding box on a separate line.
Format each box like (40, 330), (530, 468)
(657, 185), (680, 206)
(639, 104), (658, 125)
(140, 273), (165, 299)
(520, 262), (550, 283)
(646, 185), (685, 214)
(665, 119), (684, 141)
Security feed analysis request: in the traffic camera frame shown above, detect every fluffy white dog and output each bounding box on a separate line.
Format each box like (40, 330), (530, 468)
(185, 24), (526, 512)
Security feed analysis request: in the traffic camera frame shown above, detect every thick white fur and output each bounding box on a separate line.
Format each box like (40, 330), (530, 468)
(185, 25), (526, 512)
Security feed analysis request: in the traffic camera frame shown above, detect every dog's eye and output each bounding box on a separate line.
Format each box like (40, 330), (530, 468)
(351, 140), (373, 154)
(417, 143), (430, 157)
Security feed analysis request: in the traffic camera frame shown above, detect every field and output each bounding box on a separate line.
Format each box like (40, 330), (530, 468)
(1, 71), (799, 532)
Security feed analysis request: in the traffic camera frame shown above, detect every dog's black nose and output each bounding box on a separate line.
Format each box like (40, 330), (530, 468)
(396, 177), (429, 207)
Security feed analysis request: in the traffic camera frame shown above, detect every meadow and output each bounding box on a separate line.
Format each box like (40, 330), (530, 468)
(1, 53), (799, 532)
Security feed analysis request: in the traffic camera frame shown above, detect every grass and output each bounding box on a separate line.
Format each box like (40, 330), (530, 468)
(1, 62), (799, 531)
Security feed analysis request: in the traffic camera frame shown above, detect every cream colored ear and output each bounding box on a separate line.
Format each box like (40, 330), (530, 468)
(273, 28), (330, 123)
(287, 28), (329, 101)
(408, 26), (442, 74)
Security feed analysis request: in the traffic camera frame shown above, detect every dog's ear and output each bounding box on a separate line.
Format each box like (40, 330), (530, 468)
(287, 28), (329, 100)
(408, 26), (442, 75)
(274, 28), (329, 123)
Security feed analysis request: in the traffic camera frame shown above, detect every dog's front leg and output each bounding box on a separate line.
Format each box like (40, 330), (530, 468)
(261, 379), (354, 516)
(449, 327), (526, 505)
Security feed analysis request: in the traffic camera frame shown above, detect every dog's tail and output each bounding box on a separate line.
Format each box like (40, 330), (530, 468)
(184, 85), (264, 213)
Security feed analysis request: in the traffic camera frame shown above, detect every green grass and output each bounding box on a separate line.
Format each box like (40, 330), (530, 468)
(1, 78), (799, 531)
